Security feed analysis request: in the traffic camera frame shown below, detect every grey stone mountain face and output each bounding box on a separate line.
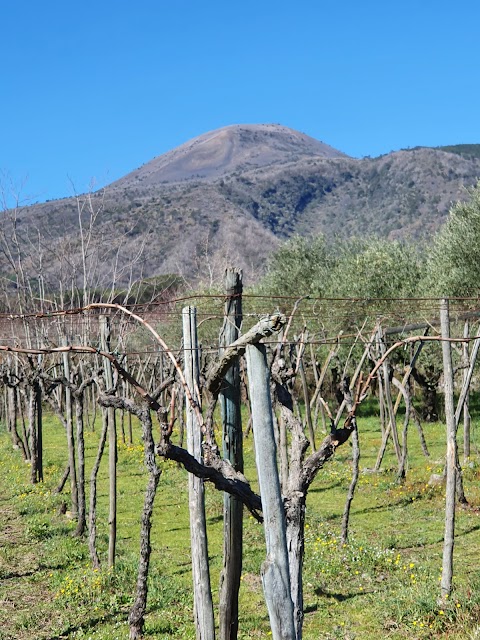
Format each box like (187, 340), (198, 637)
(109, 124), (350, 188)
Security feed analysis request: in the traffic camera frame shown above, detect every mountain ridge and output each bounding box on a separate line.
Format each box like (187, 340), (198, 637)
(109, 124), (349, 188)
(10, 124), (480, 286)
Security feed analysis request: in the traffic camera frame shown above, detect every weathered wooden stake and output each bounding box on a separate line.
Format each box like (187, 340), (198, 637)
(219, 269), (243, 640)
(183, 306), (215, 640)
(440, 299), (456, 599)
(246, 343), (296, 640)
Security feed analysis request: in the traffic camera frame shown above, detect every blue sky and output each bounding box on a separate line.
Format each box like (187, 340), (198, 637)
(1, 0), (479, 204)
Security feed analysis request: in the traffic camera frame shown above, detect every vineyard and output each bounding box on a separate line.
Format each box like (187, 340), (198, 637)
(1, 274), (480, 639)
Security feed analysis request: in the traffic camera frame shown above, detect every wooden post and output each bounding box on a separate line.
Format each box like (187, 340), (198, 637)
(183, 306), (215, 640)
(219, 269), (243, 640)
(246, 343), (296, 640)
(440, 299), (456, 599)
(100, 315), (117, 569)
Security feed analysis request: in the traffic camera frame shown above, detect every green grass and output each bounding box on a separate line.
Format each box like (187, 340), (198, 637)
(1, 408), (480, 639)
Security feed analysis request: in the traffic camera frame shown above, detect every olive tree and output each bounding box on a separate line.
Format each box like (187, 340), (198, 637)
(260, 234), (423, 301)
(329, 238), (423, 299)
(259, 234), (337, 297)
(424, 180), (480, 296)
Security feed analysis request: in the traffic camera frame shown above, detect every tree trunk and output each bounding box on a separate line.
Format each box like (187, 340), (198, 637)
(278, 411), (289, 492)
(28, 385), (38, 484)
(411, 406), (430, 457)
(18, 387), (31, 460)
(63, 348), (78, 517)
(36, 377), (43, 482)
(74, 396), (86, 537)
(89, 412), (108, 569)
(392, 377), (411, 482)
(8, 383), (27, 459)
(55, 465), (70, 495)
(128, 407), (161, 639)
(341, 425), (360, 544)
(298, 357), (315, 451)
(463, 321), (471, 461)
(341, 380), (360, 544)
(379, 331), (402, 468)
(100, 315), (117, 569)
(285, 493), (305, 640)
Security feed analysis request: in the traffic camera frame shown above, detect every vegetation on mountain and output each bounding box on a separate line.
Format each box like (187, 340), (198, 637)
(436, 144), (480, 160)
(6, 124), (480, 285)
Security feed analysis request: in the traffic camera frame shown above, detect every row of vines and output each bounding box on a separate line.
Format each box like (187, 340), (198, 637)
(1, 270), (479, 639)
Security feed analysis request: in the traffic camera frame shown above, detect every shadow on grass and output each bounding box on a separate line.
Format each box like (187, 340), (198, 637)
(47, 611), (124, 640)
(395, 522), (480, 550)
(166, 525), (189, 533)
(144, 623), (184, 636)
(207, 514), (223, 525)
(0, 568), (38, 580)
(172, 561), (192, 576)
(314, 586), (367, 602)
(328, 489), (450, 519)
(309, 480), (343, 494)
(315, 500), (395, 524)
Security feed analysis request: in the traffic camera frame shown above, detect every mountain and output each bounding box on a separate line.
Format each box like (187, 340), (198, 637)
(435, 144), (480, 160)
(9, 125), (480, 288)
(109, 124), (349, 187)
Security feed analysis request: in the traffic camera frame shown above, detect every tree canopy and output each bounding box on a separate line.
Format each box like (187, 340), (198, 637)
(259, 234), (424, 300)
(425, 180), (480, 297)
(259, 235), (336, 297)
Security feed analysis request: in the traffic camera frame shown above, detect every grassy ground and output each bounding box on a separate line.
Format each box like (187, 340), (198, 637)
(1, 407), (480, 639)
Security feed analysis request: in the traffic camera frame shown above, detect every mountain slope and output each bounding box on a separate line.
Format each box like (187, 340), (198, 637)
(109, 124), (349, 187)
(11, 125), (480, 286)
(436, 144), (480, 160)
